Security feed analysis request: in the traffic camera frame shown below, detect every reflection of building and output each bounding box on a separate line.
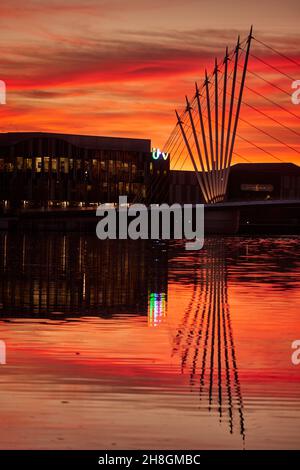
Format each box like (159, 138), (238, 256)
(0, 132), (169, 208)
(171, 240), (245, 441)
(0, 233), (168, 317)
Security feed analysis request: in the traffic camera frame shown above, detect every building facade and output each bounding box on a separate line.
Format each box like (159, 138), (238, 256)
(169, 170), (203, 204)
(169, 163), (300, 204)
(2, 132), (298, 209)
(227, 163), (300, 201)
(0, 132), (170, 208)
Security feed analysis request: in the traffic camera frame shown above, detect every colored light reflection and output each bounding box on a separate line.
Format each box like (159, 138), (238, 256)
(148, 292), (167, 327)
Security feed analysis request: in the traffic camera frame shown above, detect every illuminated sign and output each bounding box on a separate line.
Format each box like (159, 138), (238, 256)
(152, 148), (169, 160)
(241, 184), (274, 192)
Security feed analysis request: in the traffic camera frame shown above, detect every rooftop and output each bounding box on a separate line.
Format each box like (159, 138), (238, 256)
(0, 132), (151, 153)
(230, 162), (300, 174)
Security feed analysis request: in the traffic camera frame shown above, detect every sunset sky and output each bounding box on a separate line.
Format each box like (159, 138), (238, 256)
(0, 0), (299, 169)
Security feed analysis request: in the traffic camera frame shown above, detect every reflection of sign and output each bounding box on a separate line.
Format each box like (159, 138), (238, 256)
(152, 148), (169, 160)
(241, 184), (274, 192)
(148, 293), (166, 327)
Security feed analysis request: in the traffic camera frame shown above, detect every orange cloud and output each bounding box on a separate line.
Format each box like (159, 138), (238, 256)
(0, 1), (299, 168)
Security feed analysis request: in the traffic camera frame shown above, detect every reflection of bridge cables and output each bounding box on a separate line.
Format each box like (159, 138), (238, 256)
(171, 265), (201, 357)
(171, 240), (246, 441)
(181, 278), (206, 373)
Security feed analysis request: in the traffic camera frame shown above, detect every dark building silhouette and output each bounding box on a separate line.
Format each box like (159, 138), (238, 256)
(168, 163), (300, 204)
(169, 170), (203, 204)
(1, 131), (299, 208)
(227, 163), (300, 201)
(0, 132), (169, 208)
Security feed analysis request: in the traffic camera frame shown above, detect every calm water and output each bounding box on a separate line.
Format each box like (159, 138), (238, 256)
(0, 233), (299, 449)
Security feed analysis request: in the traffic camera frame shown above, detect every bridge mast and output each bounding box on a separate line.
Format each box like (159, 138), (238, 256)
(175, 27), (253, 204)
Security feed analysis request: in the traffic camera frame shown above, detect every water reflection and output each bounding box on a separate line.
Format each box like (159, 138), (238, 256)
(172, 240), (245, 441)
(148, 292), (167, 327)
(0, 233), (168, 317)
(1, 232), (300, 449)
(0, 233), (246, 440)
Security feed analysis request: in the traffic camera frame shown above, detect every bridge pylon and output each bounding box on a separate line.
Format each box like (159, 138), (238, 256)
(175, 26), (253, 203)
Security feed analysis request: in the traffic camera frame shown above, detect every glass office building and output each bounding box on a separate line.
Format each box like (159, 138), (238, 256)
(0, 132), (170, 208)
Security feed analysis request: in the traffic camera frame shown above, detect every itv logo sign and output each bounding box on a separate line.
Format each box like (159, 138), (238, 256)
(152, 148), (169, 160)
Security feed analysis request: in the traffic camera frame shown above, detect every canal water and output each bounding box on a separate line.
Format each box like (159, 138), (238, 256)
(0, 233), (299, 449)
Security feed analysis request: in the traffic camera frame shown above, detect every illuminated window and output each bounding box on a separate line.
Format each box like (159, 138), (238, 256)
(108, 160), (114, 174)
(60, 158), (69, 173)
(36, 158), (42, 172)
(44, 157), (50, 172)
(25, 158), (32, 170)
(16, 157), (23, 170)
(92, 159), (98, 178)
